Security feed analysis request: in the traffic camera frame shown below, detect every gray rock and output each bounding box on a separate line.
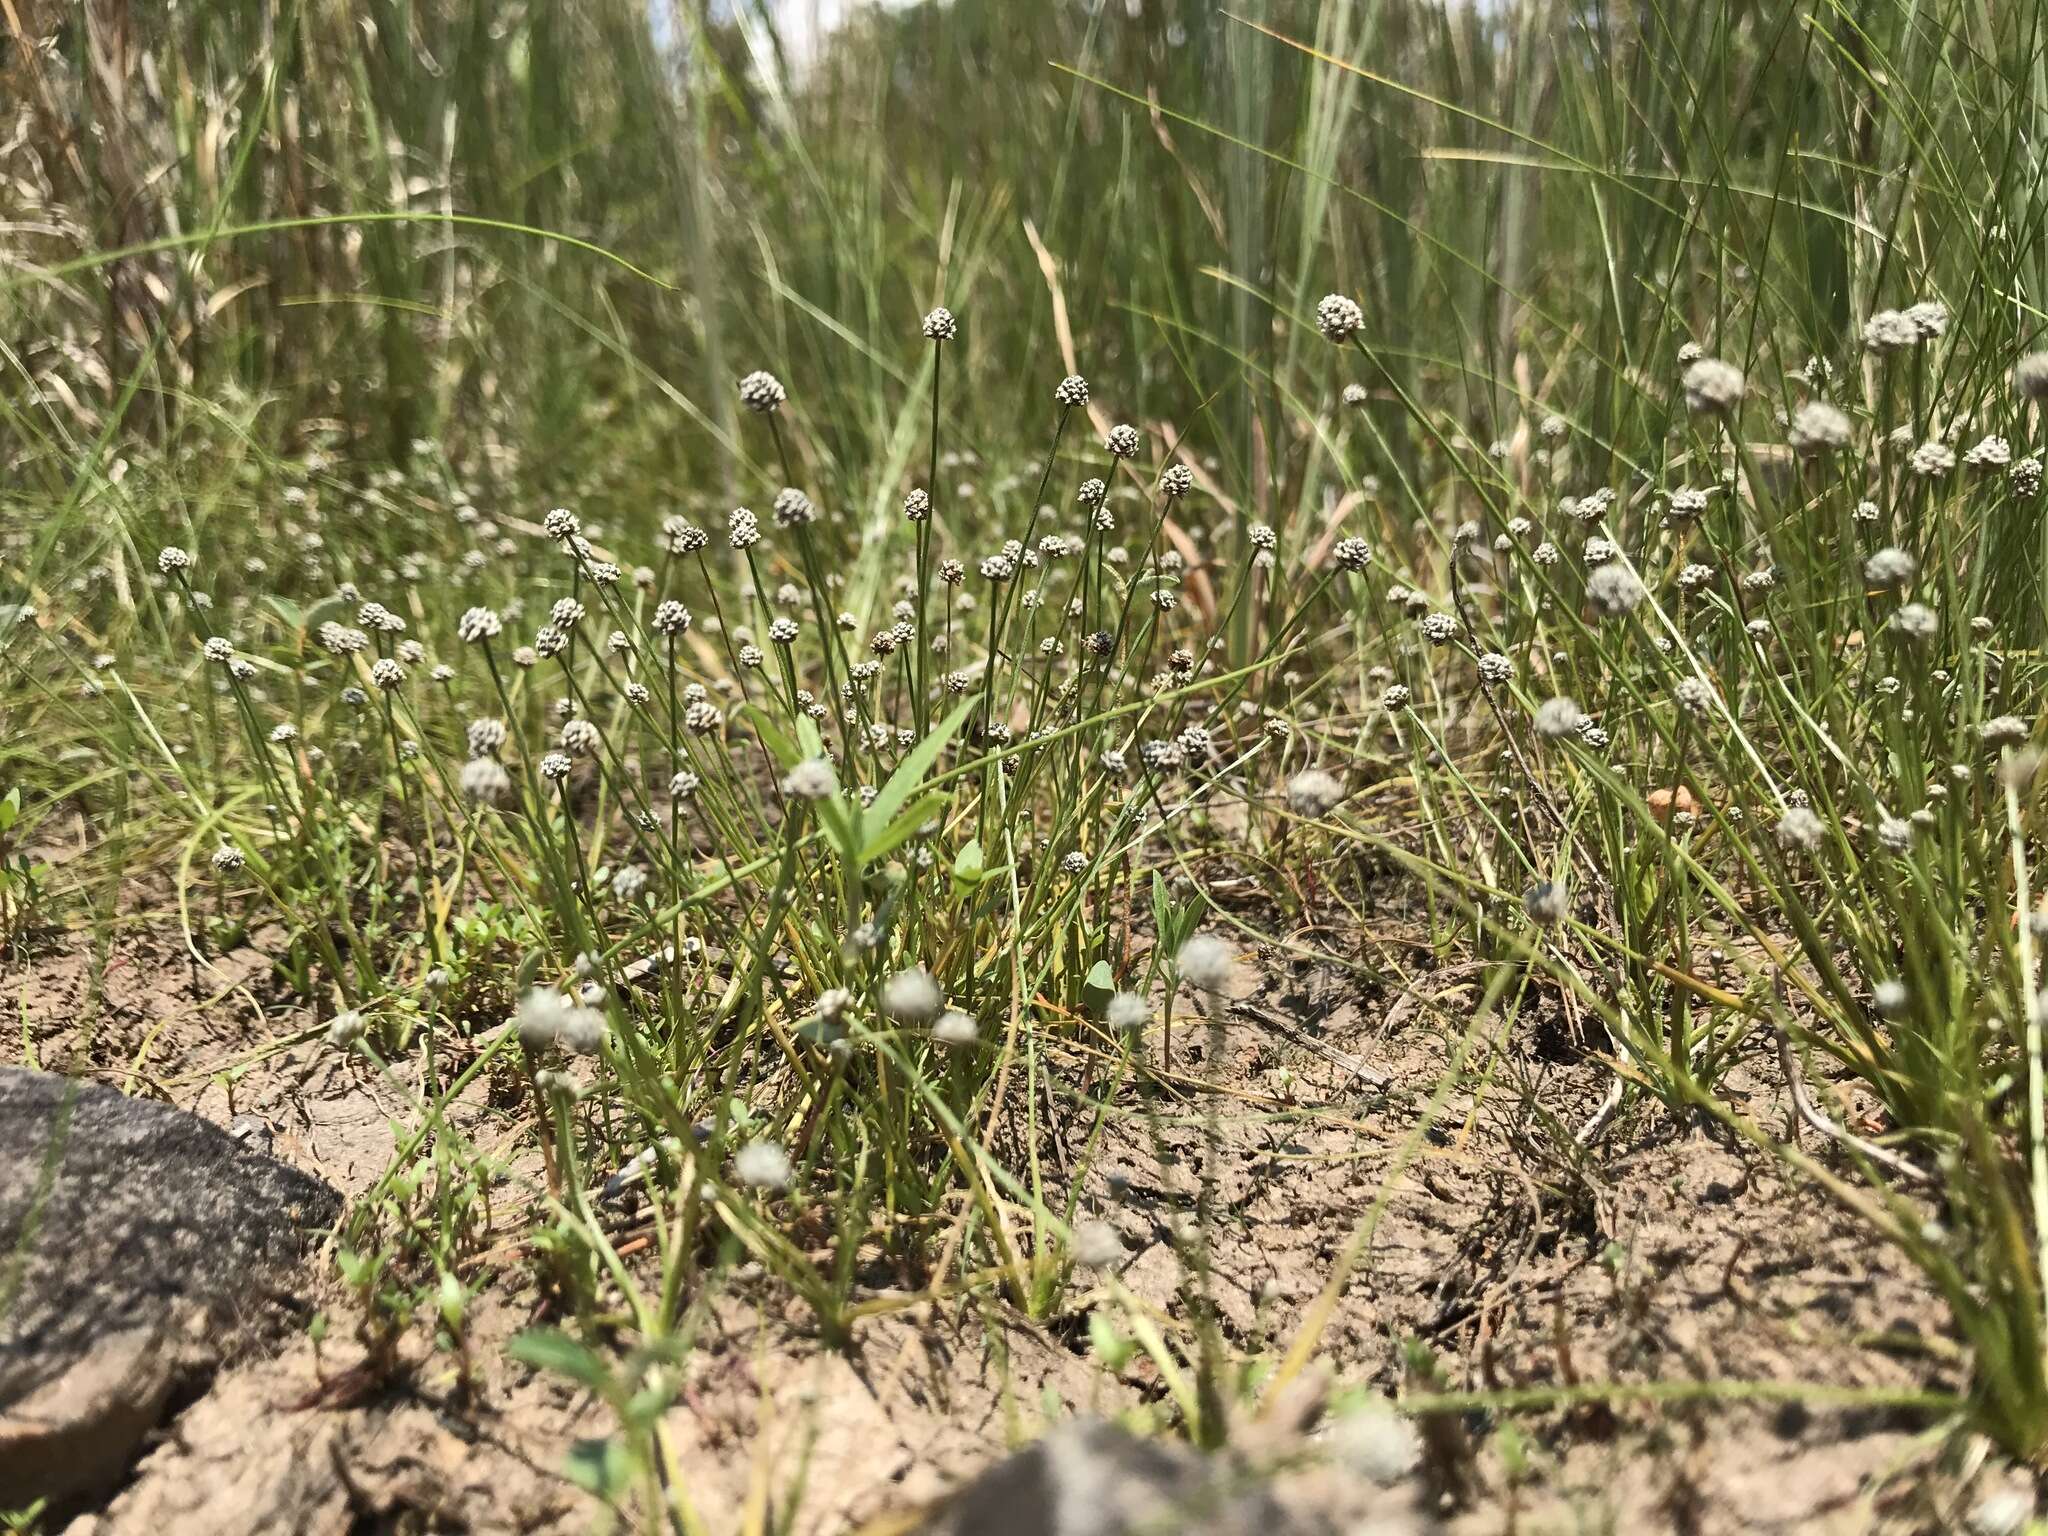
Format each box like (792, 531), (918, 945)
(0, 1069), (339, 1512)
(917, 1418), (1439, 1536)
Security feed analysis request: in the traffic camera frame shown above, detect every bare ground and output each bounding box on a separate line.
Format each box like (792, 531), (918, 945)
(5, 915), (2006, 1535)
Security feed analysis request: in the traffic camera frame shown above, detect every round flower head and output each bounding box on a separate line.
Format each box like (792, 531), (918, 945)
(921, 306), (958, 341)
(1380, 683), (1411, 712)
(1906, 300), (1949, 340)
(652, 600), (692, 635)
(772, 487), (816, 527)
(1106, 424), (1141, 459)
(202, 636), (234, 664)
(561, 1002), (608, 1055)
(1070, 1219), (1127, 1270)
(325, 1010), (367, 1049)
(1332, 537), (1371, 572)
(1681, 358), (1744, 413)
(1106, 991), (1151, 1034)
(1533, 696), (1586, 739)
(1055, 374), (1089, 407)
(1159, 464), (1194, 498)
(1585, 563), (1646, 618)
(931, 1010), (979, 1049)
(1176, 933), (1234, 993)
(1315, 292), (1365, 342)
(1890, 602), (1939, 640)
(1982, 715), (2032, 751)
(514, 985), (573, 1051)
(1863, 547), (1916, 589)
(1787, 400), (1852, 456)
(1341, 381), (1369, 407)
(1523, 880), (1568, 927)
(210, 844), (245, 872)
(727, 507), (761, 548)
(2014, 352), (2048, 404)
(157, 545), (194, 575)
(1286, 768), (1344, 818)
(1964, 435), (2012, 469)
(460, 757), (512, 805)
(1909, 440), (1956, 478)
(733, 1140), (794, 1192)
(1774, 806), (1826, 853)
(902, 488), (932, 522)
(780, 758), (837, 800)
(881, 967), (943, 1024)
(538, 751), (573, 782)
(370, 657), (404, 690)
(737, 369), (787, 412)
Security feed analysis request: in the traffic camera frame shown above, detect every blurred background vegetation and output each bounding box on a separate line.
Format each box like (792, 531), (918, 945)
(5, 0), (2045, 544)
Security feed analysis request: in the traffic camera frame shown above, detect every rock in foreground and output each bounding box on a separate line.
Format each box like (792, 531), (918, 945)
(0, 1068), (339, 1511)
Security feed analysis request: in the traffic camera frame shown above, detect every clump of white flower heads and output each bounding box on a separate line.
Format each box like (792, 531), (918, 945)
(1106, 424), (1141, 458)
(370, 658), (404, 690)
(1341, 382), (1369, 407)
(1055, 374), (1089, 406)
(1680, 358), (1744, 413)
(1380, 683), (1412, 712)
(881, 967), (943, 1024)
(1176, 934), (1235, 992)
(538, 751), (573, 782)
(157, 546), (194, 575)
(1907, 300), (1949, 339)
(902, 488), (931, 522)
(737, 370), (786, 412)
(921, 306), (958, 341)
(1863, 310), (1921, 353)
(1160, 464), (1194, 498)
(1315, 293), (1365, 342)
(210, 844), (245, 872)
(460, 757), (511, 804)
(652, 600), (692, 635)
(1332, 537), (1371, 572)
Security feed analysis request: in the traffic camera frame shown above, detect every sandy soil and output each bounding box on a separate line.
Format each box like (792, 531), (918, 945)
(5, 914), (2001, 1535)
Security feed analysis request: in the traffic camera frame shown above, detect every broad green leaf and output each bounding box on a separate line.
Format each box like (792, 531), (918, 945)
(508, 1327), (615, 1396)
(859, 791), (946, 866)
(867, 695), (976, 836)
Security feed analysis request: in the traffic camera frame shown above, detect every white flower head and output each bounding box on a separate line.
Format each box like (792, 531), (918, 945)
(1176, 933), (1234, 993)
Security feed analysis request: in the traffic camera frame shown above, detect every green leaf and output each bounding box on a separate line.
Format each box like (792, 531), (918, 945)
(867, 695), (975, 836)
(859, 791), (946, 866)
(950, 838), (986, 898)
(1083, 960), (1115, 1016)
(562, 1437), (635, 1500)
(508, 1327), (616, 1397)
